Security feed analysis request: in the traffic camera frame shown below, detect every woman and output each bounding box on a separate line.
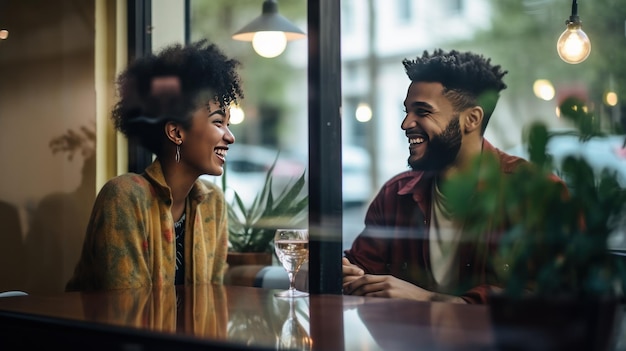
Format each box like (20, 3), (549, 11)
(66, 40), (243, 291)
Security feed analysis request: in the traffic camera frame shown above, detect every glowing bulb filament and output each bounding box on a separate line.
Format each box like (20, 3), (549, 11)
(557, 22), (591, 64)
(252, 31), (287, 58)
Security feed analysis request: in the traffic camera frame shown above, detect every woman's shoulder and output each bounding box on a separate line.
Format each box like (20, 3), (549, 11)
(99, 173), (152, 197)
(195, 177), (226, 203)
(197, 177), (221, 192)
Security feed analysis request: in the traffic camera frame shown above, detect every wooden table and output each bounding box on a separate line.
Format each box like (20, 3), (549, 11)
(0, 284), (495, 350)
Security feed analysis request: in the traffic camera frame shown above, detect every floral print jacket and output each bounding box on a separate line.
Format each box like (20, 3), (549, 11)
(66, 159), (228, 291)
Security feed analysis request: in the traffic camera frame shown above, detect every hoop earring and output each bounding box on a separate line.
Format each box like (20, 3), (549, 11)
(175, 144), (181, 163)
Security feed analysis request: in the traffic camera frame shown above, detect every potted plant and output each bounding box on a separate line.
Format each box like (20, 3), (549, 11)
(222, 154), (308, 266)
(444, 97), (626, 350)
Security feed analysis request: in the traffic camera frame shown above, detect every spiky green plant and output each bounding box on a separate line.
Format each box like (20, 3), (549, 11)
(222, 154), (308, 253)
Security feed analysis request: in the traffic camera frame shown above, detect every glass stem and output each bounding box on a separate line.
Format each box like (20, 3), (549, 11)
(288, 271), (296, 291)
(288, 298), (296, 319)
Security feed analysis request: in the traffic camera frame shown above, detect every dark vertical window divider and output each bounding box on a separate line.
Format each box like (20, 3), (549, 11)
(184, 0), (191, 45)
(308, 0), (345, 347)
(307, 0), (343, 295)
(127, 0), (153, 174)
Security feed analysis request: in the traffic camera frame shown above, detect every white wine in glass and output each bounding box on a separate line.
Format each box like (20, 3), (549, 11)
(274, 229), (309, 298)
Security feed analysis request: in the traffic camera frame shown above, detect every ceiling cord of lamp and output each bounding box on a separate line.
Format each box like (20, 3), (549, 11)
(556, 0), (591, 64)
(232, 0), (305, 58)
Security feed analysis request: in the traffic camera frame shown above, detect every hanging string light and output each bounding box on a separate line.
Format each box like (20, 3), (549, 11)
(556, 0), (591, 64)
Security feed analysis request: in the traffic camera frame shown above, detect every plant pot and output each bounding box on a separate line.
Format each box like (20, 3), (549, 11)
(489, 294), (623, 351)
(227, 252), (273, 267)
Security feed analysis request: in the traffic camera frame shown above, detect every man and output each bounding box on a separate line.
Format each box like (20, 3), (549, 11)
(342, 49), (525, 304)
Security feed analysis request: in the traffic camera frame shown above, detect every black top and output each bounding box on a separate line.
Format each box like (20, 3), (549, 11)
(174, 213), (185, 285)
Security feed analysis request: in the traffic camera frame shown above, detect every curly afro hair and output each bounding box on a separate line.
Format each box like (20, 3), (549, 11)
(403, 49), (508, 134)
(112, 39), (244, 155)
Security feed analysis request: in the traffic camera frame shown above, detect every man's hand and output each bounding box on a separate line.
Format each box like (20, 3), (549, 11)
(342, 257), (364, 285)
(342, 273), (466, 303)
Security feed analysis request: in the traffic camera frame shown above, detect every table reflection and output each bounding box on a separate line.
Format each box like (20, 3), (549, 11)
(354, 296), (492, 350)
(0, 284), (495, 350)
(82, 284), (228, 337)
(80, 285), (313, 348)
(226, 285), (283, 346)
(277, 298), (312, 350)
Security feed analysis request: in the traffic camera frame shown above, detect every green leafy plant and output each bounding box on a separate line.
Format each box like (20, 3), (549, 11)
(444, 97), (626, 299)
(222, 154), (308, 253)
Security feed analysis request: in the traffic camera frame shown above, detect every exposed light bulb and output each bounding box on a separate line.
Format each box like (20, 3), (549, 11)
(229, 104), (245, 125)
(0, 30), (8, 40)
(355, 103), (372, 122)
(252, 31), (287, 58)
(605, 92), (618, 107)
(557, 21), (591, 64)
(532, 79), (555, 101)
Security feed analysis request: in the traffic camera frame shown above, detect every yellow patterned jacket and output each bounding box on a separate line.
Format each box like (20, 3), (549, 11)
(66, 159), (229, 291)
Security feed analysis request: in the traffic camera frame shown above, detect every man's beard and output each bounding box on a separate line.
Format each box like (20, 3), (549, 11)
(408, 115), (462, 172)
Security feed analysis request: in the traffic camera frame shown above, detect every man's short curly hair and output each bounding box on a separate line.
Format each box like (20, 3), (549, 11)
(112, 39), (243, 155)
(402, 49), (508, 134)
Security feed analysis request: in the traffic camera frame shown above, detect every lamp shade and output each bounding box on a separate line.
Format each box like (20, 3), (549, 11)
(232, 0), (306, 42)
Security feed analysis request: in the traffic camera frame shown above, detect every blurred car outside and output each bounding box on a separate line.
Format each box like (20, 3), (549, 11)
(200, 144), (307, 207)
(342, 144), (373, 206)
(290, 144), (374, 206)
(201, 143), (375, 209)
(506, 131), (626, 250)
(505, 131), (626, 186)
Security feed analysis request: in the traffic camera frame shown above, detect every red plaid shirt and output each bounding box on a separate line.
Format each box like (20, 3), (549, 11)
(344, 139), (530, 304)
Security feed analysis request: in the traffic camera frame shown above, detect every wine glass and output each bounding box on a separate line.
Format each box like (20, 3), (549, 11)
(274, 229), (309, 298)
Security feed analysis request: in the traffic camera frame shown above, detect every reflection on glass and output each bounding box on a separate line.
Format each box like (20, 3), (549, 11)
(81, 284), (228, 337)
(277, 298), (312, 350)
(226, 285), (287, 347)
